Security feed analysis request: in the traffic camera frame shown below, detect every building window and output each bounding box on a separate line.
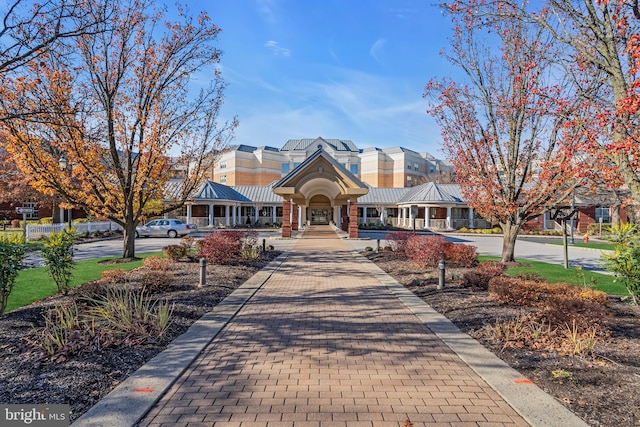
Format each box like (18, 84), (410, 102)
(293, 162), (300, 169)
(220, 161), (226, 169)
(281, 163), (290, 174)
(350, 164), (359, 174)
(220, 174), (226, 183)
(429, 165), (435, 173)
(407, 161), (412, 169)
(595, 207), (610, 223)
(407, 176), (412, 187)
(414, 163), (419, 171)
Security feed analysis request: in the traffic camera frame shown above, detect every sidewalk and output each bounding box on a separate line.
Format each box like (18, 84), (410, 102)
(73, 225), (587, 427)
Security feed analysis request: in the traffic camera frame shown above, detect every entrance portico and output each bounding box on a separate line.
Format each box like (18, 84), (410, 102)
(273, 148), (369, 238)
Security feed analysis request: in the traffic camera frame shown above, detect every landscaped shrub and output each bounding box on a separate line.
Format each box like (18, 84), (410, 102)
(488, 276), (609, 324)
(41, 229), (75, 295)
(461, 260), (505, 289)
(162, 244), (187, 261)
(100, 269), (129, 285)
(606, 223), (637, 244)
(384, 231), (415, 254)
(140, 270), (174, 293)
(542, 293), (609, 330)
(10, 219), (21, 228)
(405, 235), (477, 268)
(0, 237), (26, 315)
(405, 235), (448, 267)
(197, 230), (258, 264)
(180, 235), (195, 249)
(603, 244), (640, 304)
(143, 256), (172, 271)
(240, 244), (261, 260)
(32, 289), (174, 360)
(445, 243), (478, 267)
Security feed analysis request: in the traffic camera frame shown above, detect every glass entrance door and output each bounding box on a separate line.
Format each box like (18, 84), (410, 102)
(311, 208), (330, 225)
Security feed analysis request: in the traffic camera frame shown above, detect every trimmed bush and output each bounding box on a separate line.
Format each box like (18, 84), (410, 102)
(0, 237), (26, 315)
(445, 243), (478, 268)
(405, 234), (478, 268)
(140, 270), (174, 293)
(143, 256), (172, 271)
(41, 229), (75, 295)
(162, 244), (187, 261)
(384, 231), (415, 253)
(405, 235), (448, 267)
(488, 276), (610, 327)
(197, 230), (258, 264)
(461, 261), (505, 289)
(100, 269), (129, 285)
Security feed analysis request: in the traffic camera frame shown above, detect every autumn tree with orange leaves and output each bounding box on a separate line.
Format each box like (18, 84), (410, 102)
(0, 0), (106, 215)
(450, 0), (640, 207)
(425, 2), (596, 262)
(0, 0), (237, 258)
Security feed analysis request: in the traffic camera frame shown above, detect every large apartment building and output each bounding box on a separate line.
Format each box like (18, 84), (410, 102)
(211, 136), (453, 188)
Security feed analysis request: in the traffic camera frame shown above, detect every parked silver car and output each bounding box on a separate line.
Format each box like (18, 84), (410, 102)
(135, 219), (197, 238)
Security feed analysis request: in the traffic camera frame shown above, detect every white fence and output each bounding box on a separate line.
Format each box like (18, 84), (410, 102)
(26, 221), (122, 241)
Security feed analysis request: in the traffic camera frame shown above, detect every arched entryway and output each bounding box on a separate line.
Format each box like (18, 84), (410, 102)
(309, 194), (332, 225)
(273, 148), (369, 238)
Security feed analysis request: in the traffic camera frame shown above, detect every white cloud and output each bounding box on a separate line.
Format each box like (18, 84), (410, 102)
(369, 38), (387, 65)
(255, 0), (277, 26)
(264, 40), (291, 57)
(226, 68), (443, 154)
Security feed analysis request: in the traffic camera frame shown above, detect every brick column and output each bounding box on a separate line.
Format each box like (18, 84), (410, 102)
(282, 200), (291, 238)
(349, 200), (358, 239)
(291, 203), (299, 231)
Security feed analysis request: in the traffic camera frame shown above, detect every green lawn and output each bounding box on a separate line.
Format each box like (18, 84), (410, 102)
(6, 252), (162, 313)
(480, 256), (626, 296)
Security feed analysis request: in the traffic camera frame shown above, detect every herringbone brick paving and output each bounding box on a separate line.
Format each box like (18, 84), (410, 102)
(138, 226), (529, 426)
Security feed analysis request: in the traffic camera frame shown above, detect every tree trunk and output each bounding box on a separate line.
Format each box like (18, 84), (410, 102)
(501, 222), (520, 263)
(122, 221), (137, 259)
(611, 205), (621, 228)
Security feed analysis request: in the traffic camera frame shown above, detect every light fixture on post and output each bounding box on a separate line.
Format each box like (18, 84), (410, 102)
(58, 156), (72, 228)
(58, 156), (67, 171)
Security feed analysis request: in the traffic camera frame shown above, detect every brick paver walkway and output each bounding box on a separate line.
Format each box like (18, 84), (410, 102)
(138, 226), (528, 426)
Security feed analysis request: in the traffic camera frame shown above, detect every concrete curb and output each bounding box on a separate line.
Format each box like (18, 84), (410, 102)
(71, 253), (289, 427)
(350, 245), (589, 427)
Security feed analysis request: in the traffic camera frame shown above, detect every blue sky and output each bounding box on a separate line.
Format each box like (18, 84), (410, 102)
(195, 0), (455, 156)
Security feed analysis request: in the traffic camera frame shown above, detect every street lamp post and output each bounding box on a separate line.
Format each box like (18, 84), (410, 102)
(58, 156), (72, 228)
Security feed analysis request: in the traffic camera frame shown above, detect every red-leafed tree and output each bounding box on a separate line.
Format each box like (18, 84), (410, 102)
(0, 0), (237, 258)
(425, 2), (596, 262)
(451, 0), (640, 208)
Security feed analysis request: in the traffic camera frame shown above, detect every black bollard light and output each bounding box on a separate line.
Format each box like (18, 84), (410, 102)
(437, 259), (446, 290)
(199, 258), (207, 288)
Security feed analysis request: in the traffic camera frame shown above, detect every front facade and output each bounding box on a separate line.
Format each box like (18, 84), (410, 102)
(184, 145), (483, 237)
(211, 137), (453, 189)
(177, 137), (630, 238)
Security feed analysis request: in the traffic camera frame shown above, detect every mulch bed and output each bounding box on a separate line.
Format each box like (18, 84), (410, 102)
(364, 250), (640, 427)
(0, 252), (280, 423)
(0, 248), (638, 426)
